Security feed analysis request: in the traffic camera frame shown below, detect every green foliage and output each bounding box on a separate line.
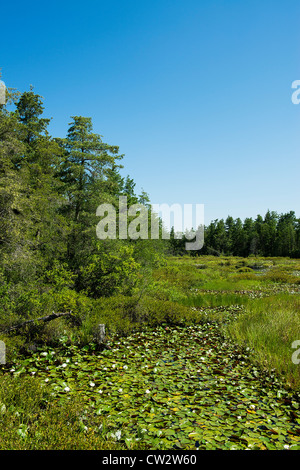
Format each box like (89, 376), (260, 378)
(82, 295), (140, 339)
(2, 82), (300, 450)
(227, 294), (300, 389)
(15, 89), (50, 146)
(0, 374), (124, 449)
(200, 210), (300, 258)
(43, 262), (76, 291)
(0, 86), (165, 348)
(137, 297), (196, 325)
(4, 321), (300, 450)
(55, 115), (124, 267)
(14, 288), (44, 318)
(6, 283), (91, 324)
(79, 243), (141, 298)
(263, 268), (300, 284)
(0, 270), (15, 317)
(77, 294), (195, 342)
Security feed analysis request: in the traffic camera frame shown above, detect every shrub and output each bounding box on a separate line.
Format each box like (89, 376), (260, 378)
(79, 243), (141, 298)
(43, 262), (76, 291)
(263, 269), (299, 284)
(231, 272), (259, 281)
(79, 295), (140, 341)
(14, 289), (43, 318)
(137, 297), (196, 326)
(237, 267), (253, 273)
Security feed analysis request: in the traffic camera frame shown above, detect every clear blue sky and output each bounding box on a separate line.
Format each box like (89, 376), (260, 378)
(1, 0), (300, 227)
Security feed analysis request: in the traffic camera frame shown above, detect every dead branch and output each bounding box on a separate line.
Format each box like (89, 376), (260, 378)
(0, 311), (79, 334)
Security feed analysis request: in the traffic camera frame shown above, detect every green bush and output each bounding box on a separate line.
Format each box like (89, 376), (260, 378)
(44, 288), (92, 316)
(79, 243), (141, 298)
(143, 279), (188, 302)
(79, 295), (140, 341)
(137, 297), (196, 326)
(14, 288), (44, 318)
(230, 272), (260, 281)
(237, 267), (253, 273)
(263, 269), (299, 284)
(152, 263), (203, 291)
(43, 262), (76, 291)
(78, 294), (197, 344)
(2, 288), (94, 354)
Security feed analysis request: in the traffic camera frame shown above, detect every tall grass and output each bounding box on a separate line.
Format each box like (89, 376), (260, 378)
(0, 374), (126, 450)
(164, 256), (300, 390)
(181, 292), (249, 308)
(226, 294), (300, 389)
(1, 254), (300, 451)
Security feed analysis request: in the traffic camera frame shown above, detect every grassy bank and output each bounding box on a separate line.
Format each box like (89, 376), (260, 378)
(227, 294), (300, 389)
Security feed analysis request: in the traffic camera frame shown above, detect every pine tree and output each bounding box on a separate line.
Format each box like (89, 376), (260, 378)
(225, 216), (235, 254)
(0, 107), (26, 262)
(275, 212), (297, 256)
(15, 89), (50, 148)
(12, 90), (69, 270)
(56, 116), (124, 266)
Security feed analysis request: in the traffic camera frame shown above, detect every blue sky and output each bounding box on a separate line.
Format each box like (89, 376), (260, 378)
(1, 0), (300, 227)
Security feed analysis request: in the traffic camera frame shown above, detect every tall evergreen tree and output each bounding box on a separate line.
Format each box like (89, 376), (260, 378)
(58, 116), (123, 220)
(231, 218), (244, 256)
(56, 116), (124, 266)
(261, 210), (278, 256)
(15, 89), (50, 149)
(225, 216), (235, 254)
(242, 217), (257, 256)
(12, 90), (68, 269)
(275, 211), (297, 256)
(0, 107), (26, 265)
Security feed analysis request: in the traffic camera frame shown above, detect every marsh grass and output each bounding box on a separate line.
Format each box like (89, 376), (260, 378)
(181, 292), (249, 308)
(0, 374), (126, 450)
(155, 256), (300, 389)
(1, 254), (300, 449)
(226, 294), (300, 389)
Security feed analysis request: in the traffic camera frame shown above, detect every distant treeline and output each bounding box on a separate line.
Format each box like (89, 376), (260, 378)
(169, 211), (300, 258)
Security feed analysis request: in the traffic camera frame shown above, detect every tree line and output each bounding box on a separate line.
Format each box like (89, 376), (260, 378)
(1, 84), (299, 312)
(0, 86), (166, 311)
(169, 211), (300, 258)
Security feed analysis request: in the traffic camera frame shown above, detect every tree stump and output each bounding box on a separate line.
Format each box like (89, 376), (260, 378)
(95, 324), (106, 346)
(0, 341), (5, 364)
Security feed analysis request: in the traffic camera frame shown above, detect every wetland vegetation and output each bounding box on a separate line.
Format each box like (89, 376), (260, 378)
(1, 88), (300, 450)
(1, 255), (300, 450)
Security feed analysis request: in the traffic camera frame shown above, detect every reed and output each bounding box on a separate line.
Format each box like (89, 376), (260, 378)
(226, 294), (300, 389)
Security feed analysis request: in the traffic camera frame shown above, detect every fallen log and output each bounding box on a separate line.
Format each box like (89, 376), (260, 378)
(0, 311), (79, 334)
